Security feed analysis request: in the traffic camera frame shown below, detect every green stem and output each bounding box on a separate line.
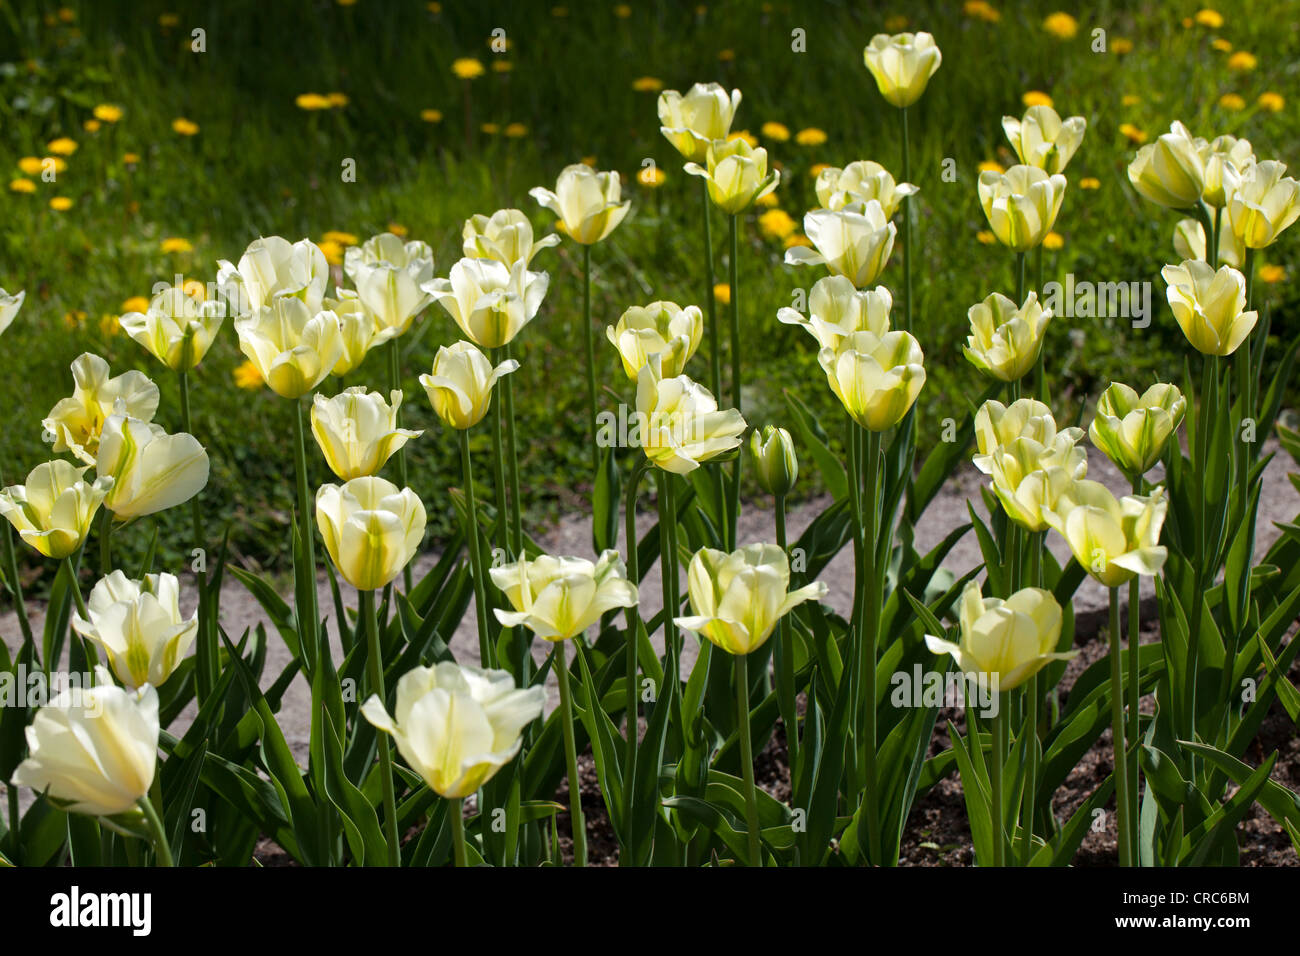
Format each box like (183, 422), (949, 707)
(701, 177), (721, 399)
(63, 557), (89, 620)
(490, 348), (509, 555)
(658, 471), (680, 689)
(582, 244), (598, 475)
(623, 459), (649, 814)
(502, 342), (524, 558)
(555, 640), (586, 866)
(735, 650), (762, 866)
(773, 493), (797, 774)
(0, 510), (33, 647)
(179, 367), (214, 703)
(1109, 587), (1132, 867)
(387, 340), (412, 591)
(450, 798), (468, 866)
(292, 400), (320, 670)
(460, 429), (492, 668)
(727, 214), (742, 551)
(136, 795), (174, 867)
(361, 588), (401, 866)
(1019, 674), (1038, 864)
(846, 418), (865, 792)
(858, 426), (882, 862)
(1212, 206), (1222, 270)
(990, 694), (1006, 866)
(1034, 246), (1046, 401)
(900, 104), (912, 333)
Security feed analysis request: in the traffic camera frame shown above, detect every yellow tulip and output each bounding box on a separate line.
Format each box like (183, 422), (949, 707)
(529, 164), (630, 244)
(462, 208), (559, 267)
(973, 398), (1082, 474)
(684, 138), (780, 215)
(311, 387), (422, 480)
(1127, 121), (1205, 210)
(977, 164), (1067, 251)
(634, 355), (746, 474)
(234, 297), (345, 398)
(0, 460), (111, 559)
(97, 414), (210, 520)
(119, 283), (226, 371)
(862, 32), (943, 108)
(605, 300), (703, 380)
(1227, 160), (1300, 249)
(361, 662), (545, 799)
(1043, 481), (1168, 587)
(1001, 105), (1087, 175)
(1088, 383), (1186, 477)
(1200, 134), (1255, 208)
(326, 290), (398, 376)
(316, 476), (426, 591)
(749, 425), (798, 496)
(785, 202), (897, 288)
(419, 340), (518, 430)
(924, 581), (1072, 692)
(814, 160), (917, 217)
(963, 291), (1052, 382)
(776, 276), (891, 350)
(674, 544), (827, 655)
(43, 353), (160, 465)
(423, 257), (549, 349)
(343, 232), (435, 336)
(216, 235), (330, 315)
(985, 435), (1086, 531)
(72, 571), (196, 689)
(0, 287), (25, 336)
(10, 674), (158, 817)
(1161, 259), (1257, 356)
(658, 83), (743, 163)
(1173, 217), (1243, 269)
(817, 329), (925, 432)
(490, 549), (639, 641)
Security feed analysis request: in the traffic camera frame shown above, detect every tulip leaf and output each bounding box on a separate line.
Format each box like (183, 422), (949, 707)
(946, 721), (994, 866)
(783, 388), (847, 500)
(592, 444), (620, 554)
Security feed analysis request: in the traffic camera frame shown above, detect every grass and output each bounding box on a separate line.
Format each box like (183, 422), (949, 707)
(1, 0), (1297, 577)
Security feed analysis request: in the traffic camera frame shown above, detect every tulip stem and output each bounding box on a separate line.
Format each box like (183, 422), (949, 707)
(136, 795), (174, 867)
(292, 400), (320, 672)
(1108, 586), (1133, 867)
(1211, 207), (1222, 270)
(387, 340), (413, 592)
(1035, 246), (1047, 402)
(1019, 673), (1039, 864)
(658, 470), (680, 689)
(490, 349), (510, 554)
(0, 505), (33, 647)
(554, 640), (586, 866)
(361, 588), (401, 866)
(735, 651), (762, 866)
(727, 213), (742, 552)
(623, 458), (651, 812)
(62, 556), (89, 620)
(449, 798), (468, 867)
(900, 105), (912, 333)
(179, 367), (215, 704)
(774, 492), (797, 775)
(502, 342), (524, 558)
(460, 429), (493, 668)
(582, 244), (598, 477)
(701, 177), (721, 399)
(990, 694), (1006, 867)
(858, 426), (882, 863)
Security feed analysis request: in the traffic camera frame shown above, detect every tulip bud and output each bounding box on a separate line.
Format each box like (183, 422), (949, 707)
(72, 571), (196, 689)
(635, 355), (747, 474)
(311, 387), (422, 480)
(316, 476), (426, 591)
(684, 138), (780, 215)
(862, 32), (942, 108)
(10, 673), (159, 818)
(818, 330), (926, 432)
(0, 460), (112, 559)
(97, 414), (210, 520)
(1001, 106), (1087, 175)
(0, 287), (24, 336)
(749, 425), (798, 496)
(343, 232), (435, 336)
(1161, 259), (1257, 356)
(361, 662), (545, 798)
(785, 202), (897, 288)
(605, 300), (703, 380)
(1088, 383), (1186, 478)
(462, 208), (559, 268)
(963, 291), (1052, 382)
(1043, 481), (1168, 587)
(217, 235), (329, 316)
(234, 297), (345, 398)
(43, 353), (161, 465)
(1127, 121), (1206, 210)
(420, 340), (519, 430)
(815, 161), (917, 217)
(973, 398), (1082, 474)
(326, 290), (398, 376)
(120, 283), (226, 372)
(925, 581), (1073, 692)
(529, 164), (630, 245)
(777, 276), (892, 350)
(658, 83), (743, 163)
(491, 550), (639, 642)
(674, 544), (828, 655)
(423, 257), (549, 349)
(1227, 159), (1300, 249)
(977, 165), (1067, 251)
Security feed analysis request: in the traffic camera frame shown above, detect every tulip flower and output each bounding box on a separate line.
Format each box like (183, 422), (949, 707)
(1173, 218), (1243, 269)
(316, 476), (426, 591)
(1001, 105), (1087, 175)
(529, 164), (630, 245)
(10, 673), (159, 818)
(72, 571), (197, 689)
(985, 435), (1086, 532)
(0, 460), (112, 559)
(605, 300), (703, 379)
(1088, 383), (1186, 478)
(963, 291), (1052, 382)
(814, 160), (917, 218)
(462, 208), (559, 267)
(0, 287), (25, 335)
(234, 296), (345, 398)
(423, 257), (549, 349)
(977, 165), (1067, 251)
(490, 549), (639, 642)
(217, 235), (329, 315)
(1200, 134), (1254, 208)
(973, 398), (1083, 474)
(343, 232), (435, 336)
(924, 581), (1072, 691)
(634, 355), (747, 474)
(658, 83), (743, 163)
(1161, 259), (1257, 356)
(97, 414), (210, 520)
(777, 276), (892, 350)
(311, 387), (421, 480)
(43, 353), (160, 465)
(361, 661), (545, 799)
(674, 544), (827, 655)
(326, 290), (398, 376)
(1127, 121), (1206, 210)
(749, 425), (798, 496)
(119, 283), (226, 372)
(785, 202), (897, 288)
(1044, 481), (1168, 587)
(862, 32), (942, 108)
(1227, 159), (1300, 249)
(684, 138), (780, 215)
(818, 329), (926, 432)
(420, 340), (519, 431)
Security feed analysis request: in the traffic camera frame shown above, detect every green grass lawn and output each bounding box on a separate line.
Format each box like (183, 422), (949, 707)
(2, 0), (1297, 576)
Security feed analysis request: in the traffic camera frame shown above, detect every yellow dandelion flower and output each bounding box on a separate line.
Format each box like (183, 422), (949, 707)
(182, 279), (207, 300)
(884, 14), (909, 31)
(1121, 94), (1141, 106)
(637, 165), (666, 187)
(160, 237), (193, 253)
(93, 104), (123, 123)
(728, 129), (759, 148)
(453, 57), (486, 79)
(99, 313), (120, 337)
(712, 283), (731, 305)
(1227, 51), (1257, 72)
(492, 60), (513, 73)
(123, 152), (140, 164)
(976, 230), (997, 245)
(1043, 231), (1065, 250)
(755, 192), (780, 208)
(322, 230), (359, 246)
(1022, 90), (1054, 108)
(761, 121), (791, 142)
(326, 92), (349, 108)
(17, 157), (43, 176)
(57, 7), (75, 23)
(1210, 37), (1232, 52)
(1258, 264), (1286, 283)
(581, 156), (598, 167)
(1042, 12), (1078, 39)
(758, 208), (797, 240)
(504, 122), (528, 138)
(83, 119), (101, 133)
(318, 239), (345, 266)
(1258, 92), (1285, 112)
(978, 160), (1005, 174)
(49, 196), (73, 211)
(158, 13), (180, 28)
(296, 92), (332, 110)
(795, 127), (827, 146)
(172, 117), (199, 135)
(421, 108), (444, 123)
(63, 309), (87, 329)
(122, 296), (151, 313)
(1079, 177), (1101, 190)
(963, 1), (1001, 23)
(632, 76), (664, 92)
(47, 137), (78, 156)
(9, 178), (35, 194)
(1111, 37), (1133, 54)
(480, 122), (500, 135)
(1119, 123), (1147, 144)
(1218, 93), (1245, 111)
(783, 233), (812, 249)
(718, 48), (735, 61)
(1194, 8), (1224, 28)
(809, 163), (831, 178)
(234, 359), (264, 390)
(388, 223), (408, 237)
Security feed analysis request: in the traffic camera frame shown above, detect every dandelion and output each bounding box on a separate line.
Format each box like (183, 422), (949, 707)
(884, 14), (909, 30)
(421, 109), (444, 123)
(63, 309), (86, 328)
(387, 222), (409, 237)
(718, 49), (735, 61)
(1227, 51), (1257, 72)
(795, 127), (827, 146)
(728, 129), (758, 148)
(1022, 91), (1054, 108)
(1259, 265), (1286, 283)
(84, 120), (101, 133)
(50, 196), (73, 211)
(504, 122), (528, 138)
(172, 118), (199, 136)
(1119, 123), (1147, 144)
(158, 13), (179, 27)
(18, 157), (43, 176)
(9, 178), (35, 194)
(783, 233), (812, 249)
(123, 152), (140, 164)
(492, 61), (513, 73)
(327, 93), (349, 108)
(93, 104), (123, 123)
(1042, 12), (1078, 38)
(1043, 231), (1065, 250)
(1121, 94), (1141, 106)
(809, 162), (831, 178)
(637, 165), (666, 187)
(318, 240), (345, 266)
(1080, 177), (1101, 189)
(581, 155), (598, 167)
(1258, 92), (1285, 112)
(976, 230), (997, 244)
(1112, 38), (1133, 54)
(713, 282), (731, 305)
(480, 122), (500, 135)
(761, 121), (791, 142)
(160, 238), (193, 254)
(453, 57), (486, 79)
(1210, 38), (1232, 52)
(756, 192), (780, 208)
(47, 137), (77, 156)
(122, 296), (151, 313)
(233, 359), (264, 390)
(978, 159), (1005, 174)
(182, 279), (206, 300)
(1218, 93), (1245, 111)
(758, 208), (797, 240)
(1194, 8), (1224, 28)
(632, 76), (664, 92)
(296, 93), (332, 110)
(322, 230), (359, 246)
(963, 1), (1001, 22)
(99, 314), (120, 337)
